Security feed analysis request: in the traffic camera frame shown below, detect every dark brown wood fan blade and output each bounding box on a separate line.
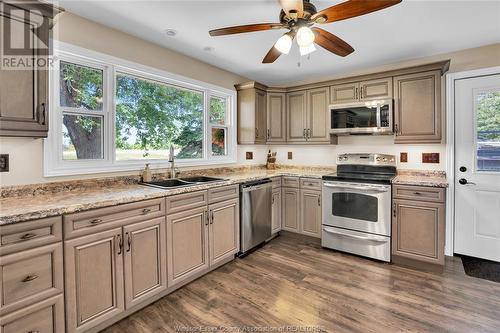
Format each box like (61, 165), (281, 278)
(209, 23), (284, 36)
(312, 27), (354, 57)
(262, 45), (282, 64)
(311, 0), (402, 24)
(279, 0), (304, 18)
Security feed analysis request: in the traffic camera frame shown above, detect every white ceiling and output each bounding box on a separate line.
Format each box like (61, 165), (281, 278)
(57, 0), (500, 86)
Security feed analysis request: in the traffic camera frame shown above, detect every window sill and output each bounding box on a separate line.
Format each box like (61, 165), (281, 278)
(43, 159), (237, 178)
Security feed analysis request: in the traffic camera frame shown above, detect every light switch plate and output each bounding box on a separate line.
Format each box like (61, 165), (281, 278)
(0, 154), (9, 172)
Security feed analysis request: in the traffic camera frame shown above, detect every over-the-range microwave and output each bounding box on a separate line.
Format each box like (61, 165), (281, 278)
(329, 99), (393, 135)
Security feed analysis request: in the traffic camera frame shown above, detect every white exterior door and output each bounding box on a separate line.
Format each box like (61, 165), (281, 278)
(454, 73), (500, 262)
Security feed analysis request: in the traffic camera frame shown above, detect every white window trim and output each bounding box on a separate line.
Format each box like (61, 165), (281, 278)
(44, 42), (237, 177)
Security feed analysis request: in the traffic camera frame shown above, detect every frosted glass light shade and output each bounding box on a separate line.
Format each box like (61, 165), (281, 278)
(274, 34), (293, 54)
(296, 26), (315, 47)
(299, 43), (316, 56)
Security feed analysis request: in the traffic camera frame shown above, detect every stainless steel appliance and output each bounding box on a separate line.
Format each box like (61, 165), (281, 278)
(239, 178), (272, 255)
(322, 153), (396, 262)
(329, 99), (393, 135)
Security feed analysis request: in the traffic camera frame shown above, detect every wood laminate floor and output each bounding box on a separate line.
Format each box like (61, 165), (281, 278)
(102, 232), (500, 333)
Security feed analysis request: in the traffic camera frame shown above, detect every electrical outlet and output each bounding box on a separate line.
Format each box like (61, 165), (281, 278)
(400, 152), (408, 163)
(245, 152), (253, 160)
(422, 153), (440, 164)
(0, 154), (9, 172)
(288, 152), (293, 160)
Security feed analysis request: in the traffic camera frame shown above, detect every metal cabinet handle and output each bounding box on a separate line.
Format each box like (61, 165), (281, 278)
(394, 124), (399, 136)
(205, 211), (209, 225)
(89, 219), (103, 225)
(267, 129), (270, 140)
(28, 331), (40, 333)
(39, 103), (46, 125)
(318, 195), (321, 206)
(22, 274), (39, 282)
(413, 191), (422, 196)
(116, 234), (123, 255)
(355, 88), (358, 99)
(303, 129), (306, 138)
(20, 233), (37, 241)
(142, 208), (151, 215)
(210, 211), (214, 224)
(360, 87), (364, 99)
(126, 232), (131, 252)
(255, 128), (259, 138)
(307, 128), (311, 139)
(393, 203), (397, 218)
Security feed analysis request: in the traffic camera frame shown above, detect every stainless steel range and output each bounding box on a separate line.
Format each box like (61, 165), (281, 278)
(321, 153), (396, 262)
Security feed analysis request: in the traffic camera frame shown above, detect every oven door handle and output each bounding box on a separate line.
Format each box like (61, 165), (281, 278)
(323, 227), (388, 243)
(323, 183), (389, 193)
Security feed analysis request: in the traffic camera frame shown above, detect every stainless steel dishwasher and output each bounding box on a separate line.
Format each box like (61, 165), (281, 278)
(239, 178), (272, 256)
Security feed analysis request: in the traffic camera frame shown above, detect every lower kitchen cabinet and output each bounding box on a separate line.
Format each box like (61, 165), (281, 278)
(209, 198), (240, 266)
(167, 206), (209, 287)
(300, 190), (322, 238)
(282, 187), (300, 232)
(271, 188), (282, 234)
(123, 217), (167, 308)
(64, 228), (125, 333)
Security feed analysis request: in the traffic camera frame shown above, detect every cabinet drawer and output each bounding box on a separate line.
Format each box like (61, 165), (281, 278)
(208, 185), (239, 204)
(271, 176), (282, 188)
(166, 190), (208, 214)
(0, 243), (63, 315)
(282, 176), (299, 188)
(64, 198), (165, 239)
(0, 295), (65, 333)
(393, 185), (445, 203)
(300, 178), (322, 191)
(0, 216), (62, 255)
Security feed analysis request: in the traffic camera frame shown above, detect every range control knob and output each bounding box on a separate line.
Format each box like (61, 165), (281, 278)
(376, 157), (381, 161)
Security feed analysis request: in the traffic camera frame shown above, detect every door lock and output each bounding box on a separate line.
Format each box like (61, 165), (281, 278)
(459, 166), (467, 172)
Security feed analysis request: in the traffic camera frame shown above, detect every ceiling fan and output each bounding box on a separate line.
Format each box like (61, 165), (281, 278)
(209, 0), (402, 63)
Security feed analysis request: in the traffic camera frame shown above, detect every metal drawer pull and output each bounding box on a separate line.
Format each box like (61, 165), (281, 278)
(117, 234), (123, 255)
(413, 192), (422, 195)
(89, 219), (103, 225)
(126, 232), (132, 252)
(20, 233), (37, 241)
(142, 208), (151, 214)
(323, 227), (388, 243)
(28, 330), (40, 333)
(22, 274), (39, 282)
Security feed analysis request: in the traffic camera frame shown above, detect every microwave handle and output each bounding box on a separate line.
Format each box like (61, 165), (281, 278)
(376, 107), (381, 129)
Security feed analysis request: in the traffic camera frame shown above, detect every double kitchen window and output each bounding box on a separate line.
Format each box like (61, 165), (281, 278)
(45, 44), (236, 176)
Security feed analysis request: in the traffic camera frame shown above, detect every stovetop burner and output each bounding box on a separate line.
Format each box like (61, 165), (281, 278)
(322, 153), (397, 185)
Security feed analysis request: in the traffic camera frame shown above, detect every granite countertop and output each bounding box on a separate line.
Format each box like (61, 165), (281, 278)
(0, 167), (330, 225)
(392, 170), (448, 188)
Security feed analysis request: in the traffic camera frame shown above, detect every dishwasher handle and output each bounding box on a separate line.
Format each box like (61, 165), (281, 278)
(240, 178), (272, 192)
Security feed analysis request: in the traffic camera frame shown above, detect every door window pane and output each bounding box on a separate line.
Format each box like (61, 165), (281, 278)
(209, 96), (226, 125)
(332, 193), (378, 222)
(63, 114), (103, 160)
(60, 61), (103, 111)
(211, 127), (226, 156)
(476, 91), (500, 172)
(115, 73), (203, 160)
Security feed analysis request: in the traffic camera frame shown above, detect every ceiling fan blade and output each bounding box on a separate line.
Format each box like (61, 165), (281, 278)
(279, 0), (304, 18)
(262, 46), (282, 64)
(312, 27), (354, 57)
(311, 0), (402, 24)
(209, 23), (284, 37)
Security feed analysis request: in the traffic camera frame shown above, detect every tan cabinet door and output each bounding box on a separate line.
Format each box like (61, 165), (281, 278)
(392, 199), (445, 265)
(393, 70), (441, 143)
(64, 228), (125, 333)
(300, 190), (321, 238)
(286, 91), (307, 142)
(271, 188), (282, 234)
(267, 93), (286, 142)
(306, 87), (330, 142)
(282, 187), (300, 232)
(0, 6), (49, 137)
(167, 206), (209, 287)
(255, 90), (267, 143)
(208, 198), (239, 266)
(359, 77), (393, 101)
(330, 82), (359, 104)
(123, 217), (167, 309)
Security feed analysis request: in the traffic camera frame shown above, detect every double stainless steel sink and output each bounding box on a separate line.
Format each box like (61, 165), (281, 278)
(141, 176), (225, 189)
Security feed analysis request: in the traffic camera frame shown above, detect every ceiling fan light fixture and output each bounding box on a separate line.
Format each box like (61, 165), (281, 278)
(274, 33), (293, 54)
(296, 26), (315, 47)
(299, 43), (316, 56)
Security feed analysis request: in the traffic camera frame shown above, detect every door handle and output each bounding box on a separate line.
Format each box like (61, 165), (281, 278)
(116, 234), (123, 255)
(210, 210), (214, 224)
(307, 128), (311, 139)
(318, 195), (321, 206)
(205, 211), (209, 225)
(459, 178), (476, 185)
(394, 123), (399, 135)
(126, 232), (132, 252)
(360, 87), (364, 99)
(393, 203), (397, 218)
(303, 129), (306, 138)
(39, 103), (46, 125)
(355, 88), (358, 99)
(267, 129), (270, 140)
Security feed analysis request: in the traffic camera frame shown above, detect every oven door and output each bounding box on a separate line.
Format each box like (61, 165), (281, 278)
(322, 181), (391, 236)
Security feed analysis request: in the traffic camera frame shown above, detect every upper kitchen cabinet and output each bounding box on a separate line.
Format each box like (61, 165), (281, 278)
(330, 77), (392, 104)
(235, 82), (267, 144)
(286, 90), (307, 142)
(393, 70), (442, 143)
(0, 1), (63, 138)
(266, 90), (286, 143)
